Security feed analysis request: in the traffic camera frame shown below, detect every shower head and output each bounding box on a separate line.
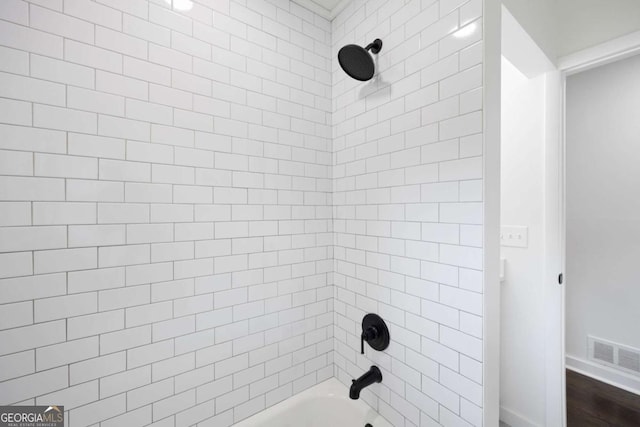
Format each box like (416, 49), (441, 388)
(338, 39), (383, 82)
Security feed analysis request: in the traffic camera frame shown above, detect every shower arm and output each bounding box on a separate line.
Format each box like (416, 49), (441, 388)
(364, 39), (383, 54)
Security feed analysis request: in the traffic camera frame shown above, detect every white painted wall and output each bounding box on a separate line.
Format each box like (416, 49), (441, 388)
(500, 56), (547, 427)
(499, 7), (565, 425)
(566, 53), (640, 364)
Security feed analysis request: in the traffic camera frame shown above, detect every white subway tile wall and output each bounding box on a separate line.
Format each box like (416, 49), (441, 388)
(0, 0), (334, 426)
(0, 0), (486, 425)
(331, 0), (484, 426)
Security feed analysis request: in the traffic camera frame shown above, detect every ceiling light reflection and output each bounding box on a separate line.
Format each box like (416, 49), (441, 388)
(164, 0), (194, 11)
(453, 22), (478, 39)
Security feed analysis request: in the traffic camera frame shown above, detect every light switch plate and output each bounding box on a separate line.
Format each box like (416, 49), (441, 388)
(500, 225), (528, 248)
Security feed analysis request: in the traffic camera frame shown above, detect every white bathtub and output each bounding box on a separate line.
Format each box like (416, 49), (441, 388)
(234, 378), (392, 427)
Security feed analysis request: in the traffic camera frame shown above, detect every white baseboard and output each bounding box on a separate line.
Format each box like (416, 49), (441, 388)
(500, 406), (541, 427)
(566, 355), (640, 396)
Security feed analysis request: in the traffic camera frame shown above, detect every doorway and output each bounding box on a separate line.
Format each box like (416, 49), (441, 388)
(499, 10), (640, 425)
(499, 7), (563, 427)
(563, 51), (640, 426)
(498, 6), (640, 426)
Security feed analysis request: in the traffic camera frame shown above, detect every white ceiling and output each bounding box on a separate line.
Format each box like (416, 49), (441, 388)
(292, 0), (350, 20)
(310, 0), (344, 10)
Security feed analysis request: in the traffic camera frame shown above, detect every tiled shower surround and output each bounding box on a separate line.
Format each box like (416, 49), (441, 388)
(0, 0), (484, 426)
(0, 0), (334, 425)
(332, 1), (484, 426)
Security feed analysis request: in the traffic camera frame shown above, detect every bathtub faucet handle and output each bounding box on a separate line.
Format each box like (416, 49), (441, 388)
(360, 313), (390, 355)
(361, 327), (378, 354)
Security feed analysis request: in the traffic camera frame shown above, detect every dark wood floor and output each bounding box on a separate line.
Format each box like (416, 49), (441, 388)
(567, 369), (640, 426)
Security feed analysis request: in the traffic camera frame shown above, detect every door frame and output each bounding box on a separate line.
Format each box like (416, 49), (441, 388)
(483, 0), (502, 425)
(553, 29), (640, 427)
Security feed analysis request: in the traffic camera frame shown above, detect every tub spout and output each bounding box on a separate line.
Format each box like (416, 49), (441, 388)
(349, 366), (382, 399)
